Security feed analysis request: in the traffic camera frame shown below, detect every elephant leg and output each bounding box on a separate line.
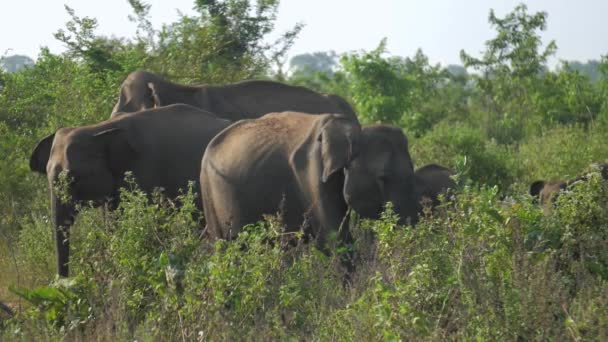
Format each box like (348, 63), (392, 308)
(338, 212), (356, 280)
(51, 194), (76, 277)
(55, 225), (71, 277)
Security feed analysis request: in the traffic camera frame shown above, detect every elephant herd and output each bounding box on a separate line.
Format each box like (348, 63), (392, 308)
(29, 71), (604, 277)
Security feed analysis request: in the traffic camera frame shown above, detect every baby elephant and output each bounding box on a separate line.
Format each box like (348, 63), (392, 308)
(413, 164), (457, 210)
(530, 163), (608, 213)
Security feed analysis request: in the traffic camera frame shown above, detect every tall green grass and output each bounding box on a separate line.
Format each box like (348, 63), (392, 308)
(2, 168), (607, 340)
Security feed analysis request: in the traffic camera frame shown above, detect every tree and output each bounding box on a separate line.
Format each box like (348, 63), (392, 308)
(535, 63), (601, 125)
(286, 51), (345, 94)
(289, 51), (338, 75)
(51, 1), (301, 85)
(341, 42), (462, 135)
(597, 55), (608, 124)
(149, 0), (302, 83)
(460, 4), (557, 143)
(446, 64), (467, 78)
(340, 39), (413, 125)
(0, 55), (35, 73)
(395, 49), (452, 135)
(53, 5), (152, 81)
(566, 60), (602, 82)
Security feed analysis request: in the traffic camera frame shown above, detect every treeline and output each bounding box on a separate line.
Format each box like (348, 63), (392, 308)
(1, 1), (607, 340)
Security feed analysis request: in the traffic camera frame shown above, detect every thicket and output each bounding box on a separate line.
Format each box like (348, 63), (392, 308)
(1, 2), (607, 340)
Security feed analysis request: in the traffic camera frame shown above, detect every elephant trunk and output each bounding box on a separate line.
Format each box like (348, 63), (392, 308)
(391, 189), (420, 226)
(51, 191), (75, 277)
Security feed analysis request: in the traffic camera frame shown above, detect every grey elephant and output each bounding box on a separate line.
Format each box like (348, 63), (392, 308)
(530, 163), (608, 214)
(342, 125), (420, 224)
(200, 118), (421, 252)
(529, 179), (568, 211)
(30, 104), (231, 277)
(201, 112), (360, 249)
(112, 70), (357, 121)
(413, 164), (457, 210)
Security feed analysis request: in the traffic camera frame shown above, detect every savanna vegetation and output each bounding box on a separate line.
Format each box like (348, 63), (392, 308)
(1, 1), (607, 340)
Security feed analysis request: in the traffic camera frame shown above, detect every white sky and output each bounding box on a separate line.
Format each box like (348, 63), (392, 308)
(1, 0), (607, 68)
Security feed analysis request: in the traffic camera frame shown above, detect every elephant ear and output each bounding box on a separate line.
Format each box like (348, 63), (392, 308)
(320, 119), (354, 183)
(529, 180), (545, 197)
(93, 128), (137, 178)
(147, 82), (163, 108)
(30, 133), (56, 174)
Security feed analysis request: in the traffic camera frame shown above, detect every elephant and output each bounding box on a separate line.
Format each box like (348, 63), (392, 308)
(530, 163), (608, 213)
(413, 164), (457, 209)
(111, 70), (357, 121)
(529, 179), (568, 210)
(200, 112), (361, 250)
(342, 125), (420, 225)
(30, 104), (231, 277)
(201, 118), (421, 252)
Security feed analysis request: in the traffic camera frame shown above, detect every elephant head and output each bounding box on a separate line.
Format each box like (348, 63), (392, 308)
(529, 180), (567, 207)
(30, 126), (135, 276)
(112, 71), (208, 117)
(413, 164), (457, 209)
(342, 125), (418, 224)
(288, 113), (361, 238)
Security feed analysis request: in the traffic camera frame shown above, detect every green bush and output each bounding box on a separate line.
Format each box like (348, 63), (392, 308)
(516, 123), (608, 186)
(411, 122), (517, 191)
(3, 163), (608, 341)
(3, 180), (351, 340)
(2, 2), (608, 340)
(317, 180), (608, 340)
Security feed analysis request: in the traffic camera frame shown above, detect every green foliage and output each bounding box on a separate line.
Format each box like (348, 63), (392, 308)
(549, 171), (608, 280)
(0, 48), (121, 131)
(461, 4), (557, 143)
(340, 41), (454, 136)
(398, 50), (452, 136)
(318, 181), (608, 340)
(341, 39), (413, 125)
(534, 63), (602, 125)
(566, 59), (603, 83)
(1, 1), (608, 340)
(597, 55), (608, 124)
(289, 51), (338, 75)
(286, 51), (348, 94)
(461, 4), (555, 79)
(516, 123), (608, 185)
(54, 6), (129, 74)
(150, 0), (302, 83)
(10, 277), (94, 331)
(4, 180), (608, 340)
(3, 179), (350, 339)
(412, 122), (517, 190)
(0, 55), (34, 73)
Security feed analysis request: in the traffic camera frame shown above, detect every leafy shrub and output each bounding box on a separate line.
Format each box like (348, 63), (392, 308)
(318, 180), (608, 340)
(3, 164), (608, 341)
(4, 180), (350, 340)
(2, 2), (608, 340)
(411, 122), (517, 190)
(516, 123), (608, 186)
(341, 40), (413, 125)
